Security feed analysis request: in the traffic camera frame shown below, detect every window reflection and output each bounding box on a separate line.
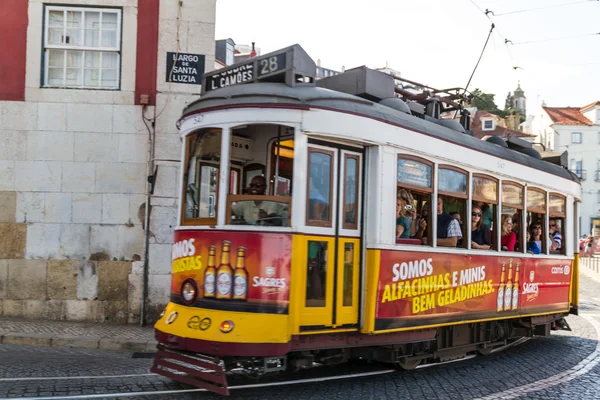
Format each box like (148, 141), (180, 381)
(184, 129), (221, 220)
(308, 150), (332, 224)
(344, 156), (359, 228)
(306, 241), (327, 307)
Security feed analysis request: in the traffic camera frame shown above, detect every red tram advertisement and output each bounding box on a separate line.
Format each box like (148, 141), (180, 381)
(151, 45), (581, 395)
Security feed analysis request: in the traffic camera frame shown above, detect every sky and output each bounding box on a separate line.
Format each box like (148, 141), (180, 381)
(214, 0), (600, 114)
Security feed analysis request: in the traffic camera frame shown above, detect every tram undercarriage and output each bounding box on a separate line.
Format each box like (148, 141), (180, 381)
(151, 313), (570, 396)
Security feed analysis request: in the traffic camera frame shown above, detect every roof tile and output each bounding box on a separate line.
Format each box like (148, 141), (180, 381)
(542, 106), (593, 126)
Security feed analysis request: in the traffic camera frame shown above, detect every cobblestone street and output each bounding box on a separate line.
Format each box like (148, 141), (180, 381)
(1, 274), (600, 400)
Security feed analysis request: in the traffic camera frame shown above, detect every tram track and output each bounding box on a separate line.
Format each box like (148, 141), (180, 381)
(0, 337), (532, 400)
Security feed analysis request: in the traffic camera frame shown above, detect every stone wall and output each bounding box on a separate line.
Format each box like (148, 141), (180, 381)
(0, 259), (142, 324)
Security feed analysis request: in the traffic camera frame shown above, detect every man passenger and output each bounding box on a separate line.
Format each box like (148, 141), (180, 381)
(437, 197), (462, 247)
(231, 176), (286, 225)
(416, 197), (462, 247)
(549, 219), (562, 253)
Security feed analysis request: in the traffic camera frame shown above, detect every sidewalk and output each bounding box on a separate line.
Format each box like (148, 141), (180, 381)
(0, 317), (156, 352)
(580, 255), (600, 284)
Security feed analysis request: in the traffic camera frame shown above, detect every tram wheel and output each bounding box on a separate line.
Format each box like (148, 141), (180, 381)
(477, 348), (493, 356)
(393, 359), (421, 370)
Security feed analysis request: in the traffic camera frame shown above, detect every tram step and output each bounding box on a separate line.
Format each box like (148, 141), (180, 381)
(151, 344), (229, 396)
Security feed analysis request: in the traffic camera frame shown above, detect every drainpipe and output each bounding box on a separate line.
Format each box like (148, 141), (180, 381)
(141, 104), (156, 326)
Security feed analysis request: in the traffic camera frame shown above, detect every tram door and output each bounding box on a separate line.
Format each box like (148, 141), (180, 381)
(298, 141), (363, 331)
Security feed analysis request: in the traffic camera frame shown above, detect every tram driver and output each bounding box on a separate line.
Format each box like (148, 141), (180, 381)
(230, 176), (287, 226)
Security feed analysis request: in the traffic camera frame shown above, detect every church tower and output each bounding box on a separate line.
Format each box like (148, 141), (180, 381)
(512, 81), (526, 116)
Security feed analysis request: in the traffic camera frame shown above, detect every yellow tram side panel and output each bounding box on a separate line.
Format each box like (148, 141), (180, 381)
(361, 249), (381, 334)
(156, 302), (290, 344)
(571, 254), (579, 312)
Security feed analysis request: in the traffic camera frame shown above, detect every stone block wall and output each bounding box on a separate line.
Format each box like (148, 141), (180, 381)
(0, 259), (143, 324)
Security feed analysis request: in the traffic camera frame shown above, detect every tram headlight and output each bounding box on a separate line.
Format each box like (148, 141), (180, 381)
(181, 279), (198, 305)
(219, 320), (235, 333)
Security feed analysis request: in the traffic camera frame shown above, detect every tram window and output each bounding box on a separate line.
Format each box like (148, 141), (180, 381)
(527, 188), (548, 254)
(396, 156), (433, 245)
(306, 241), (327, 307)
(307, 148), (333, 226)
(473, 175), (498, 250)
(439, 167), (468, 249)
(343, 154), (359, 229)
(502, 182), (525, 253)
(226, 124), (292, 227)
(549, 194), (566, 255)
(182, 128), (221, 224)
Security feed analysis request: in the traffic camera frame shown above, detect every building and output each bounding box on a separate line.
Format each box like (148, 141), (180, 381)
(507, 82), (527, 117)
(469, 110), (536, 141)
(0, 0), (217, 324)
(530, 101), (600, 237)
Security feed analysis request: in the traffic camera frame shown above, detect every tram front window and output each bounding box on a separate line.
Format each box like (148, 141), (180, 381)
(182, 128), (222, 224)
(225, 124), (293, 226)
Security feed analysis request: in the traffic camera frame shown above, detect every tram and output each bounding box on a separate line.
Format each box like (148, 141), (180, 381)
(151, 44), (581, 396)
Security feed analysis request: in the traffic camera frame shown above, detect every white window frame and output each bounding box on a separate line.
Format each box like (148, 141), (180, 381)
(43, 6), (122, 89)
(482, 119), (494, 130)
(571, 132), (582, 144)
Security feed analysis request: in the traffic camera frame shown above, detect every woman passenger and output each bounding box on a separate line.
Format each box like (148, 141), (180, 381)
(396, 189), (415, 239)
(500, 215), (517, 251)
(471, 206), (491, 250)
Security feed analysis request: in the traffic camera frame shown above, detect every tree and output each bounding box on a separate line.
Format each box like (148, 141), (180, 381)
(467, 88), (507, 118)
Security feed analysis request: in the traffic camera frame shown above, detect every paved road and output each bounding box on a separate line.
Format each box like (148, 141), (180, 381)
(2, 276), (600, 400)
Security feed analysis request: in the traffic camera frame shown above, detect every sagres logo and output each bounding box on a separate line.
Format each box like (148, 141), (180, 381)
(252, 266), (286, 294)
(523, 270), (539, 302)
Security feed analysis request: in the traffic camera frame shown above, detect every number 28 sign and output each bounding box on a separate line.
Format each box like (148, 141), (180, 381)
(257, 53), (286, 77)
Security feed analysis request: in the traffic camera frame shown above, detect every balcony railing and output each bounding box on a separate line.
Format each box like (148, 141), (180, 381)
(570, 169), (587, 180)
(596, 170), (600, 181)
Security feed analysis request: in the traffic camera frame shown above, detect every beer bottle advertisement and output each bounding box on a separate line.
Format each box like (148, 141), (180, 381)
(203, 245), (217, 298)
(511, 262), (520, 311)
(233, 246), (249, 300)
(170, 231), (292, 313)
(216, 241), (233, 299)
(503, 259), (513, 312)
(497, 263), (506, 313)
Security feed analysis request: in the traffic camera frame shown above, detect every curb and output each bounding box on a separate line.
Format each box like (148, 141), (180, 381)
(0, 332), (157, 353)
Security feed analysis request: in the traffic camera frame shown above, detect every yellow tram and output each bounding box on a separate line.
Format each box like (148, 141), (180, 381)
(152, 44), (581, 395)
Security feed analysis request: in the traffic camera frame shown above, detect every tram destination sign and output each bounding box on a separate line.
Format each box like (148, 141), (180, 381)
(202, 44), (316, 94)
(166, 52), (205, 85)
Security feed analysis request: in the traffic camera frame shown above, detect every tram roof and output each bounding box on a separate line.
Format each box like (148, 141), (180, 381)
(183, 82), (579, 185)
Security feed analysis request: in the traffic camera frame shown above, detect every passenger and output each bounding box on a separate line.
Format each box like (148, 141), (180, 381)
(435, 197), (462, 247)
(471, 206), (491, 250)
(450, 211), (463, 247)
(549, 219), (562, 253)
(230, 176), (285, 225)
(475, 201), (494, 229)
(526, 230), (541, 255)
(500, 215), (517, 251)
(413, 202), (428, 243)
(396, 189), (415, 239)
(444, 197), (463, 215)
(512, 212), (521, 252)
(530, 221), (550, 252)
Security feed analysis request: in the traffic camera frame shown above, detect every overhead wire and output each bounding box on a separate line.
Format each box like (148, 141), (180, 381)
(490, 0), (597, 17)
(508, 31), (600, 45)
